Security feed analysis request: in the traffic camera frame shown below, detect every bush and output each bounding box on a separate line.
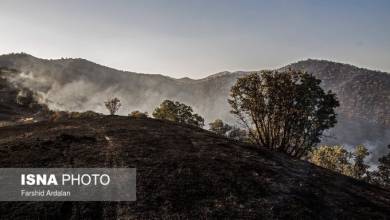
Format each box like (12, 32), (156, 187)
(49, 110), (102, 121)
(129, 111), (148, 119)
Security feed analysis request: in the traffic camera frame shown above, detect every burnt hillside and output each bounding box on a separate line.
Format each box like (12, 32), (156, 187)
(0, 116), (389, 219)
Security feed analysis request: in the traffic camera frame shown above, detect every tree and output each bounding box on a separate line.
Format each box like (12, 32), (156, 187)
(227, 127), (248, 142)
(209, 119), (248, 142)
(152, 100), (204, 127)
(129, 110), (148, 119)
(369, 145), (390, 189)
(351, 145), (370, 179)
(209, 119), (232, 136)
(104, 97), (121, 115)
(309, 145), (353, 176)
(228, 70), (339, 157)
(15, 89), (35, 107)
(309, 145), (370, 180)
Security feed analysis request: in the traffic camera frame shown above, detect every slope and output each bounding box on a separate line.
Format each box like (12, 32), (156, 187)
(0, 116), (389, 219)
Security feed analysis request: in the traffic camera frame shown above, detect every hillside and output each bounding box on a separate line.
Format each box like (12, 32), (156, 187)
(0, 53), (389, 163)
(0, 116), (389, 219)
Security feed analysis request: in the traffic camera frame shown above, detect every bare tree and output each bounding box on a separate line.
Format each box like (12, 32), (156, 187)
(104, 97), (121, 115)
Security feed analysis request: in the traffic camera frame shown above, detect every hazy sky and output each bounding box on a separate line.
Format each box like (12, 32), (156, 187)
(0, 0), (389, 78)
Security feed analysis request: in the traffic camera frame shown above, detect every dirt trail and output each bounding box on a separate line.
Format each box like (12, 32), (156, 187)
(85, 123), (131, 220)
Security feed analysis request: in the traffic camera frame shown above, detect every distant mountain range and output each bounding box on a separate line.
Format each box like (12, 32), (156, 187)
(0, 53), (389, 163)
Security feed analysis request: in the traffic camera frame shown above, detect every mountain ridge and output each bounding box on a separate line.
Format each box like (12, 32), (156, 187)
(3, 53), (388, 81)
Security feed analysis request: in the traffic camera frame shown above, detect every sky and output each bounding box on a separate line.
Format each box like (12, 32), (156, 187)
(0, 0), (389, 78)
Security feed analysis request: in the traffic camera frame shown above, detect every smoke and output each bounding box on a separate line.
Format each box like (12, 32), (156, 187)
(322, 116), (390, 166)
(5, 66), (175, 116)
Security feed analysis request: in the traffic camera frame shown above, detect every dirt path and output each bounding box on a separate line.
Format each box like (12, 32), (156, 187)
(85, 122), (131, 220)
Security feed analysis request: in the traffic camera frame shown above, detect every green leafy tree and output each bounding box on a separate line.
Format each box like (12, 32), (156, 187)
(309, 145), (353, 175)
(153, 100), (204, 127)
(228, 69), (339, 157)
(309, 145), (370, 180)
(104, 97), (121, 115)
(209, 119), (248, 142)
(209, 119), (232, 136)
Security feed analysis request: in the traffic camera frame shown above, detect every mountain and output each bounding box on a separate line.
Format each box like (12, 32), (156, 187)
(0, 116), (389, 219)
(0, 53), (389, 163)
(283, 59), (390, 127)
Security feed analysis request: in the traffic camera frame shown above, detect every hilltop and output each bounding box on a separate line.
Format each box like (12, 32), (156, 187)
(0, 116), (389, 219)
